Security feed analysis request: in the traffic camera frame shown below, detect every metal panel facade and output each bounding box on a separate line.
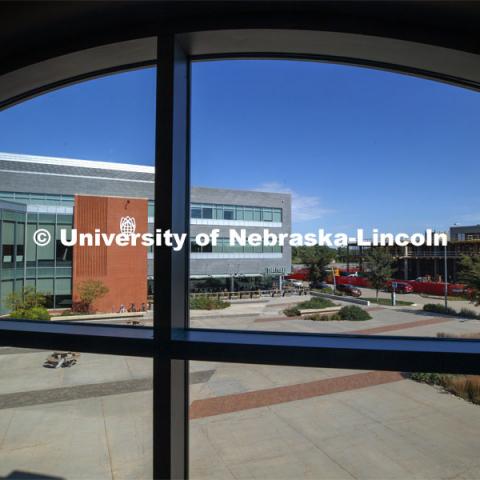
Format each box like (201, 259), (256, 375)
(0, 153), (292, 308)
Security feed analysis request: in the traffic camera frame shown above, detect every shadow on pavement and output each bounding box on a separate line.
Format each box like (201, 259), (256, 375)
(1, 471), (64, 480)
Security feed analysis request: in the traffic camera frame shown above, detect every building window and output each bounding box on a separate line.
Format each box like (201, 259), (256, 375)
(190, 202), (282, 222)
(37, 223), (55, 266)
(263, 208), (273, 221)
(244, 208), (253, 221)
(202, 206), (213, 219)
(191, 206), (201, 218)
(2, 244), (13, 264)
(56, 242), (71, 263)
(190, 237), (282, 254)
(148, 202), (155, 218)
(191, 239), (202, 253)
(223, 208), (234, 220)
(1, 221), (15, 265)
(16, 244), (24, 263)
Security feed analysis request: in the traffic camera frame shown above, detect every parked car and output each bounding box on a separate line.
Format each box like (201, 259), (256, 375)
(386, 282), (413, 294)
(284, 279), (304, 288)
(335, 284), (362, 297)
(310, 281), (331, 290)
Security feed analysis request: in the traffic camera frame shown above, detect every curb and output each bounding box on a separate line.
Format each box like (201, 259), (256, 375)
(312, 292), (370, 306)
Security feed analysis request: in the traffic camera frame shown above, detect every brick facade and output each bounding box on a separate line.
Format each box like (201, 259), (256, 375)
(73, 195), (148, 313)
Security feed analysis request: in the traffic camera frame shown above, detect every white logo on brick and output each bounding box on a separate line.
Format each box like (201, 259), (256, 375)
(120, 216), (136, 235)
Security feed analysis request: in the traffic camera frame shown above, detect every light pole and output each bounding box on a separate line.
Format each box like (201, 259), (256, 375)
(331, 265), (337, 293)
(444, 242), (448, 309)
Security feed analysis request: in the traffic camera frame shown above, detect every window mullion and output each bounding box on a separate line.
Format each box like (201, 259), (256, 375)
(153, 34), (190, 480)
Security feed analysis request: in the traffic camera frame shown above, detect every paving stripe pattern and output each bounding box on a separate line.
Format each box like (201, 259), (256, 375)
(349, 316), (450, 335)
(0, 370), (215, 410)
(0, 316), (450, 418)
(190, 371), (404, 419)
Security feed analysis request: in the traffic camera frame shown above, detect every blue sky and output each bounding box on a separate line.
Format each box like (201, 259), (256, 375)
(0, 59), (479, 234)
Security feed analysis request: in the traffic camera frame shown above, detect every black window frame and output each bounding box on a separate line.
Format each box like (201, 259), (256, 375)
(0, 30), (480, 480)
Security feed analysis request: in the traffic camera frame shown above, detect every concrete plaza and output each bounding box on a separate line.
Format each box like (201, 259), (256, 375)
(2, 293), (480, 479)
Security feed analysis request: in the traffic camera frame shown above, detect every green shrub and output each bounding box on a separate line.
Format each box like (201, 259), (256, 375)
(335, 306), (371, 321)
(297, 297), (335, 310)
(459, 308), (479, 319)
(26, 307), (51, 321)
(411, 372), (480, 406)
(74, 279), (109, 313)
(410, 372), (445, 385)
(423, 303), (480, 318)
(284, 297), (334, 317)
(305, 313), (331, 321)
(423, 304), (457, 315)
(283, 306), (301, 317)
(190, 296), (230, 310)
(5, 286), (46, 311)
(9, 306), (51, 321)
(9, 310), (25, 319)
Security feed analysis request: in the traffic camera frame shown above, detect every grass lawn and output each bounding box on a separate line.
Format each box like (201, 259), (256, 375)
(307, 305), (371, 321)
(297, 297), (335, 309)
(190, 296), (230, 310)
(283, 297), (335, 317)
(363, 297), (414, 306)
(420, 294), (468, 301)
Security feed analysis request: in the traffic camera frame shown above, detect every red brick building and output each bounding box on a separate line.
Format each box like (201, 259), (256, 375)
(72, 195), (148, 313)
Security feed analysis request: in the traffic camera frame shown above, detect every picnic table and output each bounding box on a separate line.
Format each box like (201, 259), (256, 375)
(44, 351), (80, 368)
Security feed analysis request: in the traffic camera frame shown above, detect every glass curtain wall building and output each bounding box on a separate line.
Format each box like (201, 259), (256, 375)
(0, 195), (72, 313)
(0, 153), (291, 312)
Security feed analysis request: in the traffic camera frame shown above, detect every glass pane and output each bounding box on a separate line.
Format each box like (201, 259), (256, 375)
(191, 207), (202, 219)
(0, 348), (152, 479)
(0, 67), (156, 320)
(272, 210), (282, 222)
(223, 208), (234, 220)
(190, 362), (480, 479)
(15, 244), (24, 264)
(244, 208), (254, 221)
(0, 280), (13, 314)
(15, 222), (25, 245)
(36, 224), (54, 261)
(262, 208), (273, 221)
(202, 207), (213, 219)
(2, 221), (14, 244)
(55, 277), (72, 295)
(148, 202), (155, 218)
(189, 59), (480, 337)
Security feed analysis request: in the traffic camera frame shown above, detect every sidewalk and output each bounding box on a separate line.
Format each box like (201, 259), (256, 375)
(190, 295), (311, 318)
(190, 302), (266, 318)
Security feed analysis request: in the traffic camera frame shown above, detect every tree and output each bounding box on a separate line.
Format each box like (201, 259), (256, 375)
(295, 246), (336, 283)
(5, 287), (50, 321)
(458, 255), (480, 305)
(76, 280), (109, 313)
(5, 286), (46, 311)
(364, 248), (393, 302)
